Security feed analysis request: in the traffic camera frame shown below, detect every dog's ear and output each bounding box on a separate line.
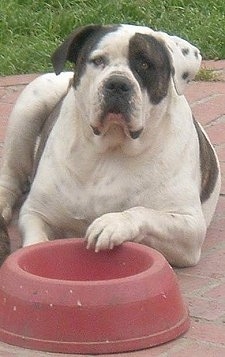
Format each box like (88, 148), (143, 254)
(51, 25), (103, 75)
(159, 33), (202, 95)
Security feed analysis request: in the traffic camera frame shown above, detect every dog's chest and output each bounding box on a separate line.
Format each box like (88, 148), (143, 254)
(59, 154), (150, 220)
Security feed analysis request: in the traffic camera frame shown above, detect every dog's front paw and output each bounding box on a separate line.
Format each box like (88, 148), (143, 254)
(86, 212), (140, 252)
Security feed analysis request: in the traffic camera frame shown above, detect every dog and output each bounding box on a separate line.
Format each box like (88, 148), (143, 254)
(0, 24), (221, 267)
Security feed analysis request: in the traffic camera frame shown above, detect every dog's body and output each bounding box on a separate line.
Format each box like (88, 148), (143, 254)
(0, 24), (220, 267)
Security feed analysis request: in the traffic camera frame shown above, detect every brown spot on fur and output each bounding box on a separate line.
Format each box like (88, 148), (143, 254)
(193, 118), (219, 202)
(0, 214), (10, 266)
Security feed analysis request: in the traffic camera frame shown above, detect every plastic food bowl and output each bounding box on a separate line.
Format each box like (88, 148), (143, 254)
(0, 238), (189, 354)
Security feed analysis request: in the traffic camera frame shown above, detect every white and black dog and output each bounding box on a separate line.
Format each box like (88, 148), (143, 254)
(0, 24), (221, 267)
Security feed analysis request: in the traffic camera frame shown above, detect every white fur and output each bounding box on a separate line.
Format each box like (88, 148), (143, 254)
(0, 25), (220, 267)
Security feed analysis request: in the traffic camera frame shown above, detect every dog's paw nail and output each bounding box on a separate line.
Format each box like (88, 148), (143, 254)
(86, 241), (92, 250)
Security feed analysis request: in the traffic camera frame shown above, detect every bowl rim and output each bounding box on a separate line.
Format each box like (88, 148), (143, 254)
(2, 238), (169, 286)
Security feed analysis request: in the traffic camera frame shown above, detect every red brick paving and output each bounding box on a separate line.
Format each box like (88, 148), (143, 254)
(0, 61), (225, 356)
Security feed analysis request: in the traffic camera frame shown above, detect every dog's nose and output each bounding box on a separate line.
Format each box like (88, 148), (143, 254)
(104, 76), (132, 95)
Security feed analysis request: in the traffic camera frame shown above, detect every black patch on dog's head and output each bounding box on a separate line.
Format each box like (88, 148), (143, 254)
(128, 33), (171, 104)
(51, 25), (119, 86)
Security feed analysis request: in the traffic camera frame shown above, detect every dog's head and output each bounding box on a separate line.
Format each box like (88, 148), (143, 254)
(52, 24), (201, 143)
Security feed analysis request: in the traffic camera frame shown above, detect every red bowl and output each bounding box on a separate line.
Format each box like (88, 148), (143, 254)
(0, 239), (189, 354)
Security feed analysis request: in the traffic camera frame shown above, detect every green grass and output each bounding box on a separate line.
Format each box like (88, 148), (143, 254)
(0, 0), (224, 75)
(195, 67), (221, 81)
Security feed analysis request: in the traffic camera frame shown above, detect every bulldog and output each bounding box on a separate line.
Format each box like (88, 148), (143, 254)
(0, 24), (220, 267)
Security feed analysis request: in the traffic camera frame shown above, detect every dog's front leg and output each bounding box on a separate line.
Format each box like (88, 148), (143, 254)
(19, 213), (53, 247)
(86, 207), (206, 267)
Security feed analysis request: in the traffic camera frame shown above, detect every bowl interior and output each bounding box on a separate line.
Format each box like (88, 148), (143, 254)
(18, 240), (153, 281)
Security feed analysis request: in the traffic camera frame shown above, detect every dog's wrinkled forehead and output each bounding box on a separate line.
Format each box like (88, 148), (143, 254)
(51, 24), (201, 96)
(90, 25), (152, 59)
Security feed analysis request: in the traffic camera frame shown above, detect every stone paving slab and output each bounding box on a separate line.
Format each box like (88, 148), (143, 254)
(0, 62), (225, 356)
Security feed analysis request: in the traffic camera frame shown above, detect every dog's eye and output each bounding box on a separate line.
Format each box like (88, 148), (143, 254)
(140, 61), (149, 70)
(91, 56), (105, 67)
(136, 56), (155, 72)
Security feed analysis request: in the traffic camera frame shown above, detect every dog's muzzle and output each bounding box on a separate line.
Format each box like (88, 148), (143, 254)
(104, 75), (132, 106)
(91, 75), (143, 139)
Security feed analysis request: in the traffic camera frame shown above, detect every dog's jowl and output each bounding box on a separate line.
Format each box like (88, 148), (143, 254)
(0, 24), (220, 267)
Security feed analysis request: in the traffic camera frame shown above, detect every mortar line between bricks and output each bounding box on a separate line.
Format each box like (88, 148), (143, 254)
(215, 143), (225, 148)
(202, 239), (225, 254)
(204, 115), (225, 129)
(177, 268), (225, 280)
(190, 317), (225, 325)
(183, 282), (222, 297)
(189, 314), (225, 324)
(190, 93), (222, 107)
(190, 316), (225, 330)
(176, 272), (218, 279)
(179, 277), (223, 290)
(0, 83), (28, 88)
(183, 336), (225, 349)
(160, 338), (190, 356)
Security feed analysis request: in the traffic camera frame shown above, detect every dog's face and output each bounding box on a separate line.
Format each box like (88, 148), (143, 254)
(52, 24), (201, 144)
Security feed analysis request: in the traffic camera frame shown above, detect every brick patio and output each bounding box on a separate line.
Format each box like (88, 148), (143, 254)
(0, 61), (225, 356)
